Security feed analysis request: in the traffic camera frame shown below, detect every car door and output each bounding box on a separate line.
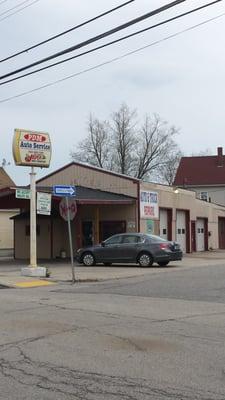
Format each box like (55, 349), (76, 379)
(95, 235), (123, 262)
(118, 234), (142, 262)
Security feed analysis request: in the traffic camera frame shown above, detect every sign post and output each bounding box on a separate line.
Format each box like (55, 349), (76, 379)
(66, 197), (75, 283)
(55, 186), (77, 283)
(13, 129), (52, 277)
(30, 167), (37, 268)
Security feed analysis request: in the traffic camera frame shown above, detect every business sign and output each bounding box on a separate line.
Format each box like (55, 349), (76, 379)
(59, 198), (77, 221)
(140, 190), (159, 219)
(53, 185), (76, 197)
(12, 129), (52, 168)
(16, 188), (31, 199)
(146, 219), (154, 234)
(37, 192), (52, 215)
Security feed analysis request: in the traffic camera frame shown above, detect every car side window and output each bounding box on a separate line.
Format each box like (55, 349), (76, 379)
(122, 235), (138, 244)
(146, 234), (166, 244)
(137, 236), (145, 243)
(105, 235), (123, 245)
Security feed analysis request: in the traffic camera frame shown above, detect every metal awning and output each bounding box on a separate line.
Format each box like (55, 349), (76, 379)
(0, 185), (136, 209)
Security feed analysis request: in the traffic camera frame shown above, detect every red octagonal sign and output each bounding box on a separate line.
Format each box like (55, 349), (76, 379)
(59, 198), (77, 221)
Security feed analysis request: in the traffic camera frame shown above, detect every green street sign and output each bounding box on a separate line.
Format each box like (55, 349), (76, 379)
(16, 189), (31, 199)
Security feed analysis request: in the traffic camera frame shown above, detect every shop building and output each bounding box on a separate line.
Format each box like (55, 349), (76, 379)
(1, 161), (225, 259)
(1, 162), (139, 259)
(140, 182), (225, 253)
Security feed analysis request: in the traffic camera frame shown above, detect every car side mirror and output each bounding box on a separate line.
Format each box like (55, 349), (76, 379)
(101, 241), (105, 247)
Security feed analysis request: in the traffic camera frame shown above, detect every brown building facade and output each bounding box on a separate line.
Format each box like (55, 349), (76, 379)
(1, 161), (225, 259)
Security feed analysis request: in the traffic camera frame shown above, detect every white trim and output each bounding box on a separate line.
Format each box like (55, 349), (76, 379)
(0, 209), (20, 212)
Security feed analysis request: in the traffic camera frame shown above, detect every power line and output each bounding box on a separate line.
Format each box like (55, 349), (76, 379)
(0, 0), (135, 63)
(0, 0), (187, 80)
(0, 0), (35, 17)
(0, 0), (40, 22)
(0, 11), (224, 105)
(0, 0), (221, 86)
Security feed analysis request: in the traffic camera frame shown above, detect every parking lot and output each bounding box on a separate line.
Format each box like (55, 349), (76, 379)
(0, 249), (225, 288)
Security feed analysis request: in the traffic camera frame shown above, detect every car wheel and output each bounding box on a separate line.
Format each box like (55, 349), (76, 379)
(82, 252), (95, 266)
(103, 262), (112, 266)
(138, 252), (153, 267)
(157, 261), (169, 267)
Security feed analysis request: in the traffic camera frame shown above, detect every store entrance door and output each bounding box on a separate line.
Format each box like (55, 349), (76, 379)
(82, 221), (93, 247)
(100, 221), (126, 241)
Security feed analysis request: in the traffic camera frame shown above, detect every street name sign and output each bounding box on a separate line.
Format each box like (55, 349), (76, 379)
(16, 188), (30, 199)
(53, 185), (76, 197)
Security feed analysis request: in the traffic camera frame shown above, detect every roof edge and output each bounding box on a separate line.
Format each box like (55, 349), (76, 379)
(36, 161), (140, 184)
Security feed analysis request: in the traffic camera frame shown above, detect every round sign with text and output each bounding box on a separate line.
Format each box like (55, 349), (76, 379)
(59, 198), (77, 221)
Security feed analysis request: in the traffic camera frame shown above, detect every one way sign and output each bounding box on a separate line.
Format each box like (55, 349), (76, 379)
(53, 185), (76, 197)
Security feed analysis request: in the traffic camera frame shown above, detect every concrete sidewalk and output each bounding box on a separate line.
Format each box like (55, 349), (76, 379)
(0, 250), (224, 288)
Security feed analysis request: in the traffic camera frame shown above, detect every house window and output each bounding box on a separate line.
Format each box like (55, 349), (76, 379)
(200, 192), (208, 202)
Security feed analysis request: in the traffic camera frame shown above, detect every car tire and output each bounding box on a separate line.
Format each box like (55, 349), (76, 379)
(157, 261), (169, 267)
(82, 252), (95, 266)
(103, 262), (112, 266)
(138, 252), (153, 267)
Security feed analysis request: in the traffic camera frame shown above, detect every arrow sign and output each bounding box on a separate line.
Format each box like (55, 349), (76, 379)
(53, 185), (76, 197)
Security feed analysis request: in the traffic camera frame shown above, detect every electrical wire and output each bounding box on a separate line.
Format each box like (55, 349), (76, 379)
(0, 0), (135, 63)
(0, 0), (35, 17)
(0, 0), (40, 22)
(0, 0), (221, 86)
(0, 0), (187, 80)
(0, 11), (224, 105)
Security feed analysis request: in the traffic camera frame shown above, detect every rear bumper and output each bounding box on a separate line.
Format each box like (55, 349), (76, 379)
(155, 251), (183, 262)
(169, 251), (183, 261)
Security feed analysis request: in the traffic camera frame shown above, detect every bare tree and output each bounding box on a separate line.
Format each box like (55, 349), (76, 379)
(70, 104), (181, 183)
(156, 148), (183, 185)
(132, 114), (178, 180)
(70, 114), (111, 169)
(110, 103), (137, 175)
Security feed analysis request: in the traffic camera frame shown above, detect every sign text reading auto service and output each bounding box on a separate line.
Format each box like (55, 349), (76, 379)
(140, 190), (159, 219)
(13, 129), (52, 167)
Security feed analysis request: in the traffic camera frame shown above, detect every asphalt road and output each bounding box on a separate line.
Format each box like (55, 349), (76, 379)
(71, 263), (225, 303)
(0, 262), (225, 399)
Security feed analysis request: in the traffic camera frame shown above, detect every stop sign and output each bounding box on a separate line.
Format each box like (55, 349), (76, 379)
(59, 198), (77, 221)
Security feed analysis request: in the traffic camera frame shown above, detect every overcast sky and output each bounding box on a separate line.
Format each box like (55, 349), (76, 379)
(1, 0), (225, 185)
